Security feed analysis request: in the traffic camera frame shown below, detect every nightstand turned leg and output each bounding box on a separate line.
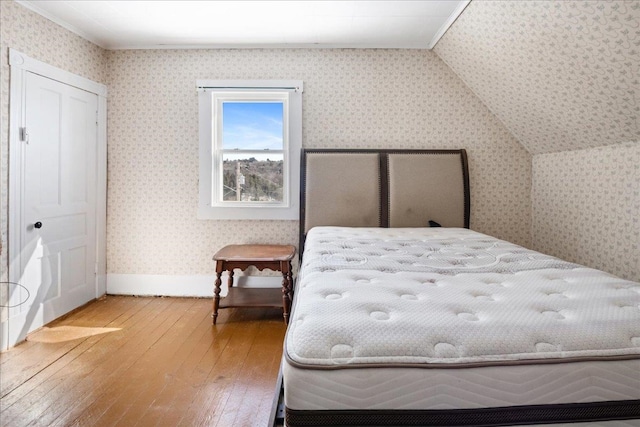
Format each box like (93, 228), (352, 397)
(281, 260), (293, 324)
(227, 269), (234, 288)
(287, 270), (294, 301)
(213, 265), (223, 325)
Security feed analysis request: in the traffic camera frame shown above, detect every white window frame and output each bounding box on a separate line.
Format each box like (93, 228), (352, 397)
(197, 80), (303, 220)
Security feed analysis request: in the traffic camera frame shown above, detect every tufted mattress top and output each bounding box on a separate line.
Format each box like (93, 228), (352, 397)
(284, 227), (640, 369)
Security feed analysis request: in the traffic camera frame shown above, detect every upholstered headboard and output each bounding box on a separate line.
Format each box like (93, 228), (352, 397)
(300, 149), (470, 251)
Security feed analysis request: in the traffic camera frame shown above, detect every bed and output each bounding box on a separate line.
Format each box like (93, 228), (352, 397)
(281, 149), (640, 426)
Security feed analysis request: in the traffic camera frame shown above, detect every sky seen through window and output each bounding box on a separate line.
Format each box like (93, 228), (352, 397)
(222, 102), (283, 155)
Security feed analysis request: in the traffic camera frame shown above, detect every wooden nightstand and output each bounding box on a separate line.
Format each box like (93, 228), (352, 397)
(212, 244), (296, 325)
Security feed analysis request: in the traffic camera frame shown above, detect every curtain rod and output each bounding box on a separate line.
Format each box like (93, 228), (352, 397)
(196, 79), (303, 93)
(197, 86), (300, 92)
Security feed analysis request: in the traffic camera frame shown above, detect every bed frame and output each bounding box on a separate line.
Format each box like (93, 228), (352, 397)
(282, 148), (640, 427)
(299, 149), (470, 254)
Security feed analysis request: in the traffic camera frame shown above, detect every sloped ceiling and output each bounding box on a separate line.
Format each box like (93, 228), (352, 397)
(434, 0), (639, 155)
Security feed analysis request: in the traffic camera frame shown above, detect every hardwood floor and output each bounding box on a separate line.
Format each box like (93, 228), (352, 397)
(0, 296), (287, 427)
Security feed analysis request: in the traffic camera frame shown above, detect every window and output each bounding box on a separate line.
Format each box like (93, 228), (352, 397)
(197, 80), (303, 220)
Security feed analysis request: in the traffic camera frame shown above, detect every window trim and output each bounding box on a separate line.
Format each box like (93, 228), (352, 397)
(197, 80), (303, 220)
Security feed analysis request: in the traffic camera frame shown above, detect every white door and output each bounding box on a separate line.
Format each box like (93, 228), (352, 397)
(9, 72), (98, 343)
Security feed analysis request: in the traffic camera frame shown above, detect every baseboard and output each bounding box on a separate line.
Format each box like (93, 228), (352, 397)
(106, 273), (282, 297)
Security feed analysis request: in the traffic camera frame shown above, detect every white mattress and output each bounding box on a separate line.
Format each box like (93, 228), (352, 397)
(283, 227), (640, 411)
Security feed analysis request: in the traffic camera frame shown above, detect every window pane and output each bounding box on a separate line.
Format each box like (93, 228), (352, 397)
(222, 102), (283, 150)
(222, 153), (284, 202)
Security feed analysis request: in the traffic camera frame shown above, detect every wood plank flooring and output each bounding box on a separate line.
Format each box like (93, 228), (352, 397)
(0, 296), (287, 427)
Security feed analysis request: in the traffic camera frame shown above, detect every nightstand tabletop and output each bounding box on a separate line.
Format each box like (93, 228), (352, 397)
(213, 244), (296, 262)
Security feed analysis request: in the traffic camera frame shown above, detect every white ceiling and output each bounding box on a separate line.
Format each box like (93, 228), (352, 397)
(16, 0), (470, 50)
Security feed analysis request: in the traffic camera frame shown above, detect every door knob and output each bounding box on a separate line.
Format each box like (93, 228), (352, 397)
(34, 221), (42, 229)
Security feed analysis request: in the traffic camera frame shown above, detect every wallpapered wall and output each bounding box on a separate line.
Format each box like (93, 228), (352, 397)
(533, 143), (639, 282)
(0, 1), (107, 315)
(6, 0), (634, 290)
(106, 48), (531, 275)
(435, 1), (639, 281)
(434, 0), (639, 155)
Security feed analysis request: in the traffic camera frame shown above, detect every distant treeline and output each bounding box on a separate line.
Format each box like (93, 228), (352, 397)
(222, 158), (284, 201)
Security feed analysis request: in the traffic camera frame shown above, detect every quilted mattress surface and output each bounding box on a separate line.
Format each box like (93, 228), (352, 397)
(285, 227), (640, 368)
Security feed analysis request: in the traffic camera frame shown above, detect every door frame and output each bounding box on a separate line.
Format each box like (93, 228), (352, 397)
(3, 49), (107, 350)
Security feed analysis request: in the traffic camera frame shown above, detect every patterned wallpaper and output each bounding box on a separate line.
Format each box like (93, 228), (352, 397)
(3, 0), (637, 288)
(0, 1), (107, 316)
(435, 0), (640, 281)
(435, 0), (640, 155)
(106, 48), (531, 275)
(532, 143), (639, 282)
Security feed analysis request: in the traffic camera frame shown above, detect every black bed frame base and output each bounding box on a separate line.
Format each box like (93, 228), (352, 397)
(285, 399), (640, 427)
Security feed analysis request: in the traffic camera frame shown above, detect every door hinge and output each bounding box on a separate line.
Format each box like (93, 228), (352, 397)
(19, 127), (29, 143)
(96, 110), (99, 125)
(95, 263), (99, 275)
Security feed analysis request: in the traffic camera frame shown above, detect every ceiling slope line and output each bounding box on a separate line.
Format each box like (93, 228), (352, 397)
(429, 0), (472, 50)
